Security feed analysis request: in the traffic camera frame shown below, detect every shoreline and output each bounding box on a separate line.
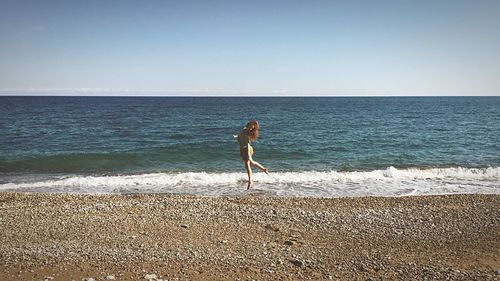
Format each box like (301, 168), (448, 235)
(1, 192), (499, 280)
(2, 166), (499, 197)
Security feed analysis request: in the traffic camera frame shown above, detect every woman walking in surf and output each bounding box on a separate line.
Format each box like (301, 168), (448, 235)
(236, 120), (269, 189)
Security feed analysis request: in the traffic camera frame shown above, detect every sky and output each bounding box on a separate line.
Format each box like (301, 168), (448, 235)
(0, 0), (499, 96)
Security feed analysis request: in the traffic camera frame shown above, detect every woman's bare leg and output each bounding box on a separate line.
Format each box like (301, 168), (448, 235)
(245, 160), (253, 189)
(250, 160), (269, 175)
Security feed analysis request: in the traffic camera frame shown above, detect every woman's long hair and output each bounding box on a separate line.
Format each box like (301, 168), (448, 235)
(245, 120), (260, 141)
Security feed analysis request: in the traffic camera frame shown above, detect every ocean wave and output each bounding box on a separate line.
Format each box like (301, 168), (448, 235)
(0, 146), (235, 173)
(1, 167), (499, 197)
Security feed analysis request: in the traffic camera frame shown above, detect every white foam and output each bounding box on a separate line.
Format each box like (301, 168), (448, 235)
(0, 167), (499, 197)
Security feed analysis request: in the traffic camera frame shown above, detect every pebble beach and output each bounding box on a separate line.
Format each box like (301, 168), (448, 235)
(0, 192), (499, 280)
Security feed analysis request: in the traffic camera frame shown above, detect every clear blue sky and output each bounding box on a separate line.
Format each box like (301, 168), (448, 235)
(1, 0), (499, 95)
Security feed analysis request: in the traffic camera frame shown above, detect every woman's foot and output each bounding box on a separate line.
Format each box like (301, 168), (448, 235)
(264, 168), (270, 175)
(247, 181), (253, 190)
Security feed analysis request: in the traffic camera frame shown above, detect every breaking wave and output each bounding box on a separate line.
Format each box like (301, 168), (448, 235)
(1, 166), (499, 197)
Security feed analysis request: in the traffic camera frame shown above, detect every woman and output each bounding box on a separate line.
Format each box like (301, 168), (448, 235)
(236, 120), (269, 189)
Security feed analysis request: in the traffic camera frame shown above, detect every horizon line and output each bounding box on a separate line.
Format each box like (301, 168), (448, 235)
(1, 89), (499, 97)
(1, 94), (498, 98)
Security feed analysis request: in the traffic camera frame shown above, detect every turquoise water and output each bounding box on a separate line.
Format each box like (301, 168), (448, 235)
(0, 96), (499, 196)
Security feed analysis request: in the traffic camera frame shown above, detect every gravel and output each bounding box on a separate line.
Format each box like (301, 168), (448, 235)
(0, 192), (499, 280)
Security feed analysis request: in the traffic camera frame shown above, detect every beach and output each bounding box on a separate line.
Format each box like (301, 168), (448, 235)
(0, 193), (499, 280)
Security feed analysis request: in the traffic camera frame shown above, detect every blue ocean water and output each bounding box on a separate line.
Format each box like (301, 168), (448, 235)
(0, 96), (499, 196)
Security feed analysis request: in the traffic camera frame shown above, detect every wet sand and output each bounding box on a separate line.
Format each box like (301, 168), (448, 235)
(0, 192), (499, 280)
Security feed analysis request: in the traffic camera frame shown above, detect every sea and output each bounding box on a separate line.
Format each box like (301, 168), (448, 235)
(0, 96), (499, 197)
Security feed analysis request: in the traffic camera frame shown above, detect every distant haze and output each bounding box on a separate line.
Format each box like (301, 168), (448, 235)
(1, 0), (499, 96)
